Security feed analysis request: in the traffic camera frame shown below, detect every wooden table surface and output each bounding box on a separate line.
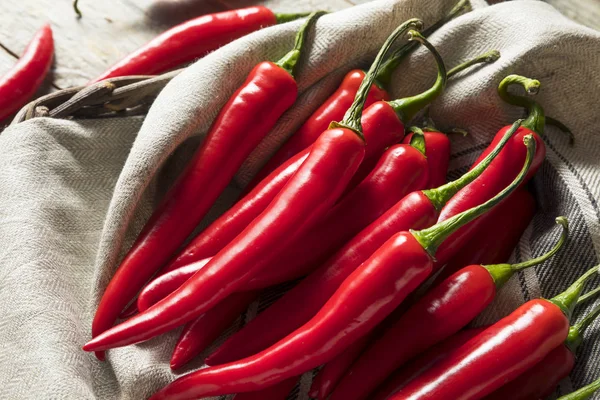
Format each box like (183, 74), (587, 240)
(0, 0), (598, 96)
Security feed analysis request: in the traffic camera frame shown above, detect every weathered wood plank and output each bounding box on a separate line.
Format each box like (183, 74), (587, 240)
(215, 0), (354, 14)
(0, 0), (224, 89)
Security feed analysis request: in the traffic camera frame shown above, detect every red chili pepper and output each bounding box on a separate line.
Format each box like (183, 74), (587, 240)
(169, 291), (257, 370)
(330, 217), (568, 400)
(247, 0), (469, 188)
(89, 13), (324, 358)
(374, 50), (500, 190)
(0, 24), (54, 122)
(148, 121), (536, 400)
(206, 119), (525, 366)
(433, 188), (535, 285)
(141, 139), (428, 309)
(403, 128), (451, 187)
(83, 17), (415, 354)
(484, 300), (600, 400)
(156, 19), (450, 289)
(433, 74), (548, 265)
(308, 334), (372, 399)
(558, 376), (600, 400)
(388, 265), (600, 400)
(90, 7), (312, 83)
(372, 328), (487, 400)
(233, 376), (299, 400)
(161, 150), (308, 275)
(246, 141), (429, 289)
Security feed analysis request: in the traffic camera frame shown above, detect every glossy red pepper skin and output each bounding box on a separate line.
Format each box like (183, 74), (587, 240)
(389, 300), (569, 400)
(90, 61), (298, 352)
(0, 24), (54, 122)
(330, 264), (497, 400)
(141, 144), (426, 312)
(91, 7), (278, 83)
(373, 328), (487, 400)
(162, 100), (405, 281)
(484, 344), (574, 400)
(138, 259), (211, 312)
(233, 377), (298, 400)
(206, 191), (438, 366)
(247, 71), (390, 189)
(170, 291), (257, 370)
(84, 128), (366, 352)
(150, 232), (433, 400)
(434, 126), (545, 265)
(162, 150), (308, 274)
(433, 189), (535, 285)
(309, 334), (371, 399)
(247, 142), (428, 289)
(403, 131), (451, 188)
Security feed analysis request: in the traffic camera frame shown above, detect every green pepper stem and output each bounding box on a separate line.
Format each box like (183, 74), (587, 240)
(73, 0), (82, 17)
(497, 74), (545, 134)
(557, 376), (600, 400)
(275, 11), (327, 77)
(577, 285), (600, 305)
(550, 264), (600, 320)
(376, 0), (470, 86)
(485, 216), (568, 288)
(275, 12), (314, 24)
(447, 50), (501, 78)
(387, 31), (447, 123)
(412, 134), (536, 257)
(566, 301), (600, 353)
(423, 119), (523, 211)
(408, 126), (427, 156)
(547, 116), (575, 145)
(334, 19), (422, 137)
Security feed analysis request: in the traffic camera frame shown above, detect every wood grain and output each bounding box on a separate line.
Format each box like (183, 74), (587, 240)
(0, 0), (597, 95)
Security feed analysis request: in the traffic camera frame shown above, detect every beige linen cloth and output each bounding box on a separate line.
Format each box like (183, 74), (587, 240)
(1, 0), (599, 398)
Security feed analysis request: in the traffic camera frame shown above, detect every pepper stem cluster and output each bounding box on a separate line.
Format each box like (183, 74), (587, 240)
(412, 134), (536, 257)
(334, 19), (423, 137)
(550, 264), (600, 319)
(376, 0), (470, 86)
(387, 30), (447, 123)
(423, 119), (523, 211)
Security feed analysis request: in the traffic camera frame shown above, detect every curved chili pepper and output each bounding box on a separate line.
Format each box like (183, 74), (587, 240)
(144, 139), (428, 309)
(148, 122), (536, 400)
(485, 300), (600, 400)
(388, 264), (600, 400)
(90, 7), (312, 83)
(245, 0), (470, 189)
(401, 128), (451, 188)
(352, 49), (500, 190)
(89, 13), (324, 359)
(206, 119), (525, 366)
(0, 24), (53, 122)
(246, 142), (429, 290)
(434, 74), (547, 265)
(157, 20), (447, 287)
(330, 216), (568, 400)
(83, 17), (417, 354)
(558, 376), (600, 400)
(169, 291), (257, 370)
(372, 327), (487, 400)
(233, 377), (299, 400)
(432, 188), (535, 285)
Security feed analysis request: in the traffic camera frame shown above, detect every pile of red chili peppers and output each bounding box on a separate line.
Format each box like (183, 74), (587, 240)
(4, 2), (597, 400)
